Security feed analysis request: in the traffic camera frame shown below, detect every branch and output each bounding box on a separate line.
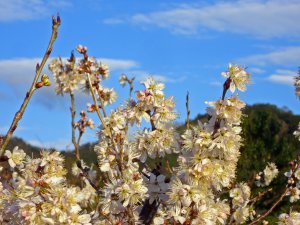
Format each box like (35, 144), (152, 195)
(76, 160), (101, 194)
(248, 188), (289, 225)
(249, 188), (273, 204)
(0, 16), (61, 155)
(70, 93), (80, 160)
(129, 77), (135, 99)
(222, 77), (231, 100)
(0, 155), (8, 162)
(86, 73), (108, 131)
(96, 89), (107, 118)
(185, 91), (190, 129)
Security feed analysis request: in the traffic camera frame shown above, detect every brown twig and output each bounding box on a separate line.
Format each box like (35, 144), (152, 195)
(96, 89), (107, 118)
(0, 16), (61, 155)
(76, 160), (101, 194)
(86, 73), (108, 131)
(248, 188), (289, 225)
(70, 93), (80, 160)
(222, 77), (231, 101)
(249, 188), (273, 204)
(212, 77), (232, 135)
(185, 92), (190, 129)
(0, 155), (8, 162)
(129, 77), (135, 99)
(86, 72), (124, 176)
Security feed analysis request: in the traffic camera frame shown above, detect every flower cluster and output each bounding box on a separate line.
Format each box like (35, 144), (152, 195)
(284, 159), (300, 203)
(295, 71), (300, 99)
(278, 211), (300, 225)
(294, 122), (300, 141)
(4, 146), (26, 168)
(0, 150), (96, 224)
(255, 162), (279, 187)
(48, 46), (111, 98)
(2, 44), (300, 225)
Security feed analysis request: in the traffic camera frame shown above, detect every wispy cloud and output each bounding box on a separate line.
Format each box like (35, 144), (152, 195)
(128, 70), (186, 83)
(240, 47), (300, 67)
(0, 57), (138, 85)
(0, 0), (71, 22)
(267, 69), (296, 85)
(249, 67), (265, 74)
(27, 138), (72, 150)
(99, 58), (139, 71)
(103, 18), (125, 25)
(0, 58), (39, 86)
(0, 57), (139, 107)
(209, 81), (222, 86)
(106, 0), (300, 38)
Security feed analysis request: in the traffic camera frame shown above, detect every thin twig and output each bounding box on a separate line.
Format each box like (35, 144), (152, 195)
(96, 89), (107, 117)
(70, 93), (80, 160)
(222, 77), (231, 101)
(129, 77), (135, 99)
(86, 73), (123, 174)
(76, 160), (101, 194)
(0, 16), (61, 155)
(249, 188), (273, 204)
(185, 91), (190, 129)
(248, 188), (289, 225)
(86, 74), (108, 131)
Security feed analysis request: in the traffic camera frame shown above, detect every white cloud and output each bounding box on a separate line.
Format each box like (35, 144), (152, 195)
(0, 0), (71, 22)
(0, 57), (139, 107)
(209, 81), (222, 86)
(27, 138), (72, 150)
(103, 18), (125, 25)
(115, 0), (300, 38)
(249, 67), (265, 74)
(240, 47), (300, 66)
(267, 69), (296, 85)
(99, 58), (139, 71)
(128, 70), (186, 83)
(0, 57), (138, 85)
(0, 58), (38, 86)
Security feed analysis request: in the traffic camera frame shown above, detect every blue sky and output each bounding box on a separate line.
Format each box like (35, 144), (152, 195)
(0, 0), (300, 150)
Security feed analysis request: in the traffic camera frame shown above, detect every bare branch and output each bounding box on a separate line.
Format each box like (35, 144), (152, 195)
(0, 15), (61, 155)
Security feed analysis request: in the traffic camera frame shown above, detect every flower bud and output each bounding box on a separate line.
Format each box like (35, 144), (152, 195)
(35, 81), (44, 89)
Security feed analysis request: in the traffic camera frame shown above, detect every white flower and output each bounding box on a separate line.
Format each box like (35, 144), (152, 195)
(233, 206), (249, 224)
(146, 173), (169, 204)
(5, 146), (26, 168)
(230, 183), (251, 207)
(287, 187), (300, 203)
(99, 63), (109, 79)
(153, 217), (165, 225)
(69, 214), (92, 225)
(222, 63), (251, 93)
(119, 74), (128, 86)
(256, 163), (279, 187)
(278, 211), (300, 225)
(295, 169), (300, 180)
(294, 122), (300, 140)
